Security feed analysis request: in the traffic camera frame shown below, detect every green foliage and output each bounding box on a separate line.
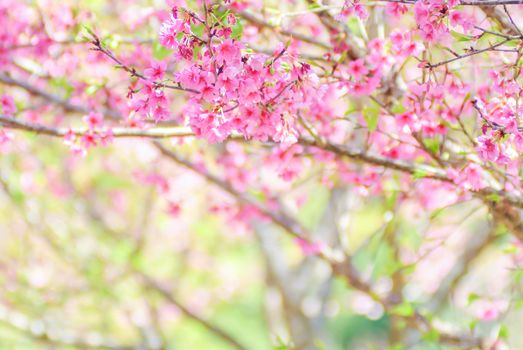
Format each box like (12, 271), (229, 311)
(363, 105), (380, 132)
(390, 303), (415, 317)
(231, 18), (243, 40)
(328, 314), (389, 349)
(152, 41), (172, 60)
(296, 185), (330, 229)
(450, 30), (473, 42)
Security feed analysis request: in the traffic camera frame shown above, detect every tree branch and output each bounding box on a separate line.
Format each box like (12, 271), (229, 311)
(140, 273), (248, 350)
(299, 138), (523, 210)
(3, 115), (523, 213)
(383, 0), (523, 5)
(0, 73), (123, 121)
(88, 33), (200, 94)
(0, 114), (193, 138)
(236, 11), (332, 50)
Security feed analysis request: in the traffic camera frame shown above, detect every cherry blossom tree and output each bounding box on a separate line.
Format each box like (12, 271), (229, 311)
(1, 0), (523, 349)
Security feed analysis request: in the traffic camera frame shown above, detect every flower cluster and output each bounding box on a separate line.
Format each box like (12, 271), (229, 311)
(414, 0), (472, 42)
(338, 0), (369, 21)
(127, 7), (327, 144)
(473, 70), (523, 191)
(63, 112), (113, 156)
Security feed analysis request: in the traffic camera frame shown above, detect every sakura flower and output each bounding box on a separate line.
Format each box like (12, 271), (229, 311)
(0, 128), (13, 147)
(69, 143), (87, 158)
(477, 136), (499, 162)
(167, 201), (182, 217)
(159, 16), (190, 48)
(295, 237), (324, 256)
(347, 59), (368, 80)
(144, 60), (167, 81)
(215, 39), (241, 65)
(81, 131), (98, 148)
(99, 129), (113, 146)
(0, 94), (16, 116)
(63, 129), (76, 146)
(83, 111), (104, 129)
(457, 164), (487, 191)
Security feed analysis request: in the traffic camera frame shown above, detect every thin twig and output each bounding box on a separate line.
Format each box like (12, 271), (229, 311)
(140, 273), (248, 350)
(0, 114), (193, 138)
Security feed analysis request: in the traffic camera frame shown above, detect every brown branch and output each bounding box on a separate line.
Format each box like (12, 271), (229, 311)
(481, 5), (523, 35)
(384, 0), (523, 5)
(303, 0), (362, 60)
(503, 5), (523, 36)
(88, 33), (200, 94)
(0, 312), (135, 350)
(3, 113), (523, 212)
(236, 11), (332, 50)
(140, 273), (248, 350)
(153, 141), (380, 295)
(298, 138), (523, 210)
(429, 225), (497, 311)
(148, 129), (497, 347)
(0, 114), (193, 138)
(154, 141), (309, 240)
(247, 44), (327, 61)
(299, 137), (450, 181)
(153, 141), (484, 348)
(0, 73), (122, 120)
(427, 38), (515, 69)
(0, 73), (183, 126)
(488, 200), (523, 242)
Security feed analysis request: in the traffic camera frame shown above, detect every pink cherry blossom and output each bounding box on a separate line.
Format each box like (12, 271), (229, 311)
(144, 60), (167, 81)
(83, 111), (104, 129)
(1, 94), (16, 115)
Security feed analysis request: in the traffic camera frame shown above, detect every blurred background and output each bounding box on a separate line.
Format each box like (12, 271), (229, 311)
(1, 0), (523, 349)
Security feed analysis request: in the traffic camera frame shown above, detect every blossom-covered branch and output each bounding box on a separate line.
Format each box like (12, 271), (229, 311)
(383, 0), (523, 5)
(0, 114), (192, 138)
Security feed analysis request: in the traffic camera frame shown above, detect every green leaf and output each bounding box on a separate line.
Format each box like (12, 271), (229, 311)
(152, 41), (172, 61)
(398, 226), (422, 250)
(505, 39), (520, 47)
(391, 302), (415, 317)
(280, 62), (291, 72)
(485, 193), (501, 203)
(430, 207), (446, 220)
(412, 168), (428, 180)
(385, 190), (398, 210)
(513, 269), (523, 283)
(86, 85), (100, 96)
(273, 336), (294, 350)
(308, 2), (321, 10)
(344, 100), (358, 116)
(314, 339), (327, 350)
(467, 293), (480, 305)
(49, 77), (75, 99)
(450, 30), (473, 42)
(193, 45), (202, 60)
(363, 106), (379, 132)
(250, 190), (267, 202)
(499, 325), (509, 339)
(390, 345), (406, 350)
(191, 24), (205, 38)
(337, 51), (348, 64)
(346, 17), (362, 37)
(102, 34), (121, 49)
(400, 264), (416, 276)
(231, 19), (243, 40)
(110, 240), (135, 264)
(391, 104), (406, 114)
(424, 138), (440, 154)
(422, 329), (440, 343)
